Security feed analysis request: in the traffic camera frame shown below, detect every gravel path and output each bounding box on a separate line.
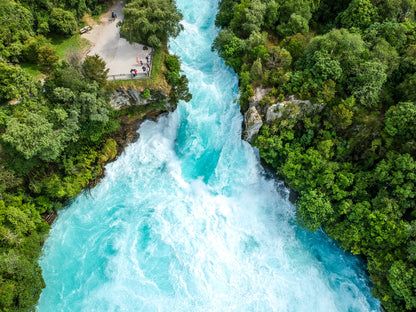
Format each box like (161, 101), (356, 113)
(82, 0), (152, 80)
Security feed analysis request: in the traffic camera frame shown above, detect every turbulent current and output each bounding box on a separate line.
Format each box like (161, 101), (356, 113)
(38, 0), (381, 311)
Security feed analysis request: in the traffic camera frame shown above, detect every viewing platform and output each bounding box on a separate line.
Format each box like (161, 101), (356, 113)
(81, 0), (153, 81)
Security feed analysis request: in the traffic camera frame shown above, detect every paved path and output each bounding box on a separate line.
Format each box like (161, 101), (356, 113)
(82, 0), (152, 80)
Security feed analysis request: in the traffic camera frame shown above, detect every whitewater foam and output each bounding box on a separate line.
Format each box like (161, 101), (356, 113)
(38, 0), (381, 311)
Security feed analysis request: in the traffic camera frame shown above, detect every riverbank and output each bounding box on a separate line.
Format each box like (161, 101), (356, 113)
(212, 1), (416, 311)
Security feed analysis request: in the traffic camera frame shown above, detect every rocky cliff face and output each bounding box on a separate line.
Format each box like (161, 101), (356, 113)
(243, 106), (263, 142)
(242, 87), (323, 142)
(108, 88), (174, 153)
(109, 88), (174, 111)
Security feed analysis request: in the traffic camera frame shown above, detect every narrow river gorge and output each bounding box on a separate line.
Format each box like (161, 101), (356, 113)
(37, 0), (381, 310)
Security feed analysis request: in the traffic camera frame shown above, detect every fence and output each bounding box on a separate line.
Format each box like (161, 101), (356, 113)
(107, 50), (153, 81)
(107, 72), (149, 81)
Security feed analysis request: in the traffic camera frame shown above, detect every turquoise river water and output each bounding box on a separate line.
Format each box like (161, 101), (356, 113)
(38, 0), (381, 311)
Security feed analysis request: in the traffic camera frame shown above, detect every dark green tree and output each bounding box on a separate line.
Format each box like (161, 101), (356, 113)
(121, 0), (183, 48)
(49, 8), (77, 36)
(82, 54), (109, 87)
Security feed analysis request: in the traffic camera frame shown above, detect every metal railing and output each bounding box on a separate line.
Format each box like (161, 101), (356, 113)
(107, 51), (153, 81)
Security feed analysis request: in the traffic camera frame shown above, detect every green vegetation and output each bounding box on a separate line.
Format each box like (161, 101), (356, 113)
(50, 35), (90, 59)
(120, 0), (184, 48)
(0, 0), (189, 310)
(0, 54), (118, 311)
(214, 0), (416, 311)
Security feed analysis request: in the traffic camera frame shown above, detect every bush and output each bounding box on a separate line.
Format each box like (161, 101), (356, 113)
(49, 8), (77, 36)
(141, 89), (151, 99)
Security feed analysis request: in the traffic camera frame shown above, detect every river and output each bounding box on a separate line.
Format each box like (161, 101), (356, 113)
(37, 0), (381, 311)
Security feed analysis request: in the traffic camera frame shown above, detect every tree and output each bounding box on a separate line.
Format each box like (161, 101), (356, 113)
(229, 0), (266, 39)
(329, 103), (354, 130)
(307, 50), (342, 82)
(121, 0), (183, 48)
(350, 61), (387, 107)
(384, 102), (416, 140)
(212, 30), (244, 71)
(250, 58), (263, 81)
(38, 46), (59, 73)
(164, 54), (192, 103)
(82, 54), (109, 87)
(337, 0), (378, 30)
(371, 38), (400, 76)
(304, 29), (367, 78)
(297, 189), (334, 232)
(0, 62), (38, 105)
(49, 8), (77, 36)
(2, 111), (65, 161)
(277, 13), (309, 37)
(215, 0), (240, 28)
(0, 0), (34, 61)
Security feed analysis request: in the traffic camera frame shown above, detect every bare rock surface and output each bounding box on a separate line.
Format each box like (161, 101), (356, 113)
(243, 106), (263, 142)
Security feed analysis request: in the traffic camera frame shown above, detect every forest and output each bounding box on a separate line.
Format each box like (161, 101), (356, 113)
(0, 0), (188, 310)
(213, 0), (416, 311)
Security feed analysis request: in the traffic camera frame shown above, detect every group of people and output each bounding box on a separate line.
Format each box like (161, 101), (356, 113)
(134, 54), (152, 77)
(130, 68), (138, 77)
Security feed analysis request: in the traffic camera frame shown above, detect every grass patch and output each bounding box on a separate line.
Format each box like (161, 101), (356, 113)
(50, 34), (90, 59)
(20, 62), (45, 80)
(106, 44), (171, 94)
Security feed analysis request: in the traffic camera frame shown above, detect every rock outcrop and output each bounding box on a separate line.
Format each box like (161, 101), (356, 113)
(109, 88), (172, 111)
(107, 88), (174, 154)
(243, 106), (263, 142)
(242, 89), (323, 142)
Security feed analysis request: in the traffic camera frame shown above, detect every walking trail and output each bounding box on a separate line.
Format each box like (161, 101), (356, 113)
(82, 0), (152, 80)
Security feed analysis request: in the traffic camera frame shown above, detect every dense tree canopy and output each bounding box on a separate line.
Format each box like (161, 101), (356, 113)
(214, 0), (416, 311)
(120, 0), (183, 48)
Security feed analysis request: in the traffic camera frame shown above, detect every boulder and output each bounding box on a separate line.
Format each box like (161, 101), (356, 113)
(266, 103), (285, 123)
(249, 87), (270, 107)
(243, 106), (263, 142)
(109, 89), (169, 110)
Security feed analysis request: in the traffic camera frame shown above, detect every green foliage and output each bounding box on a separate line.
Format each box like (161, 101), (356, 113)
(230, 0), (266, 39)
(3, 111), (67, 161)
(215, 0), (416, 309)
(164, 54), (192, 103)
(277, 13), (309, 37)
(215, 0), (240, 28)
(350, 61), (387, 107)
(250, 58), (263, 81)
(297, 189), (333, 232)
(337, 0), (378, 30)
(212, 30), (244, 72)
(141, 89), (151, 99)
(0, 62), (39, 105)
(82, 54), (109, 87)
(121, 0), (183, 48)
(385, 102), (416, 140)
(38, 46), (59, 73)
(22, 35), (50, 63)
(0, 198), (48, 311)
(0, 0), (33, 62)
(49, 8), (77, 36)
